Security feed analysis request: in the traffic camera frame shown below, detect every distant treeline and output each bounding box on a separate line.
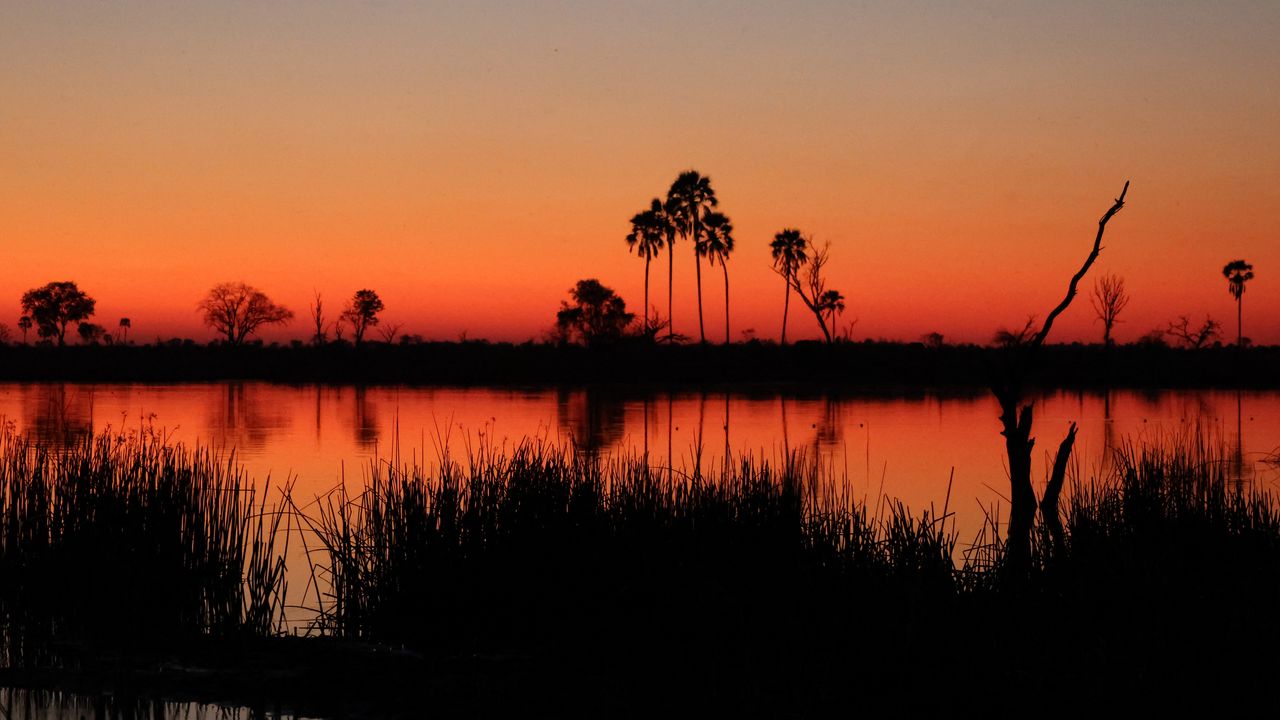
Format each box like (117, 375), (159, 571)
(0, 339), (1276, 388)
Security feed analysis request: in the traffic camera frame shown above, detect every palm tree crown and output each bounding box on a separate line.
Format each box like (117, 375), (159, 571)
(703, 211), (735, 344)
(1223, 259), (1254, 301)
(770, 229), (809, 344)
(626, 200), (669, 336)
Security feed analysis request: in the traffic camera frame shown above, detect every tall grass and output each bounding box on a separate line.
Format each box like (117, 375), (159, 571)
(299, 438), (958, 662)
(0, 428), (287, 667)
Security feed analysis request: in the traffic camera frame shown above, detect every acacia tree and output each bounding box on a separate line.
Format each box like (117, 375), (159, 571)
(21, 281), (96, 346)
(667, 171), (718, 344)
(555, 279), (633, 346)
(703, 211), (735, 344)
(1222, 259), (1254, 346)
(770, 230), (808, 344)
(341, 289), (384, 347)
(992, 181), (1129, 575)
(198, 281), (293, 345)
(1167, 315), (1219, 348)
(1090, 273), (1130, 346)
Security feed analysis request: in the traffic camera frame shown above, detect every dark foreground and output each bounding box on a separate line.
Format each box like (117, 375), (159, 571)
(1, 431), (1278, 717)
(1, 340), (1278, 388)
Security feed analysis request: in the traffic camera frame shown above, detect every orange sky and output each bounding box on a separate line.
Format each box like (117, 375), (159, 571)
(2, 1), (1277, 345)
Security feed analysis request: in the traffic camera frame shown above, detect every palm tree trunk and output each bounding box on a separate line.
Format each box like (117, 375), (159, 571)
(1238, 295), (1243, 346)
(781, 281), (791, 345)
(695, 252), (705, 344)
(722, 262), (730, 345)
(668, 244), (675, 343)
(643, 256), (650, 336)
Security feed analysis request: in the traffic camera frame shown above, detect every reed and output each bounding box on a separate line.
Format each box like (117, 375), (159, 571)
(0, 428), (287, 667)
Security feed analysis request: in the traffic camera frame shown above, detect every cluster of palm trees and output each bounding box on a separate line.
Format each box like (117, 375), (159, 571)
(626, 170), (844, 345)
(625, 171), (733, 344)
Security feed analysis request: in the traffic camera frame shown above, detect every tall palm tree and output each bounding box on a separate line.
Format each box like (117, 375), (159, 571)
(626, 201), (667, 336)
(666, 171), (718, 344)
(770, 229), (809, 344)
(703, 211), (734, 344)
(1223, 259), (1254, 347)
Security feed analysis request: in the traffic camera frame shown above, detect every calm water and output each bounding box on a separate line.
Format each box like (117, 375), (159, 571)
(2, 382), (1277, 625)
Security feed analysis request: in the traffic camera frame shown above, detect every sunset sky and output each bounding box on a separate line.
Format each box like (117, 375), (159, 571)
(2, 1), (1277, 345)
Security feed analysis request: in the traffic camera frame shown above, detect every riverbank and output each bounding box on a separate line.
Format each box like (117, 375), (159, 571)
(0, 340), (1277, 388)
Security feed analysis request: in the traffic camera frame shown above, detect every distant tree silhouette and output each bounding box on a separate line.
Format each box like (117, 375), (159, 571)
(626, 200), (668, 336)
(197, 282), (293, 345)
(77, 322), (107, 345)
(117, 317), (131, 344)
(1166, 314), (1220, 349)
(342, 289), (384, 347)
(1090, 273), (1130, 346)
(21, 281), (96, 346)
(667, 171), (718, 344)
(1222, 259), (1254, 347)
(555, 279), (634, 346)
(991, 181), (1129, 575)
(309, 292), (329, 346)
(772, 237), (844, 343)
(17, 316), (31, 345)
(378, 322), (404, 344)
(769, 229), (808, 344)
(703, 211), (735, 344)
(993, 316), (1038, 348)
(921, 331), (945, 348)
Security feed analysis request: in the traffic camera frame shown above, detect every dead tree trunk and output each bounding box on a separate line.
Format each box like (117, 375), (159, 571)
(993, 181), (1128, 577)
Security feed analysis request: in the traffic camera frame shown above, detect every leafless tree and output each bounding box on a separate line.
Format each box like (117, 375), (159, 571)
(197, 282), (293, 345)
(1166, 315), (1220, 349)
(378, 322), (404, 344)
(309, 291), (329, 346)
(993, 316), (1038, 347)
(1090, 273), (1130, 346)
(991, 181), (1129, 575)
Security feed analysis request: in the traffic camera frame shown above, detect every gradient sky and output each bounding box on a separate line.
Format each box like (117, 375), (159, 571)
(2, 1), (1277, 344)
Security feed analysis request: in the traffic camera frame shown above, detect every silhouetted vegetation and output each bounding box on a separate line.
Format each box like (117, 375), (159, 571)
(341, 288), (384, 347)
(197, 282), (293, 345)
(553, 279), (634, 346)
(20, 282), (96, 347)
(1091, 272), (1129, 346)
(1223, 258), (1254, 346)
(1, 425), (1278, 713)
(0, 429), (285, 669)
(1166, 313), (1220, 348)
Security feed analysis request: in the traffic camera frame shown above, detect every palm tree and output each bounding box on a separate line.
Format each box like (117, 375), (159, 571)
(1223, 259), (1254, 346)
(770, 229), (809, 344)
(666, 171), (718, 344)
(703, 211), (734, 344)
(626, 201), (667, 336)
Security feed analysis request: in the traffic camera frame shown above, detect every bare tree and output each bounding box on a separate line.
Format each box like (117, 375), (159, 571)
(197, 282), (293, 345)
(1090, 273), (1130, 346)
(378, 322), (404, 344)
(1166, 315), (1220, 349)
(991, 181), (1129, 575)
(309, 292), (329, 346)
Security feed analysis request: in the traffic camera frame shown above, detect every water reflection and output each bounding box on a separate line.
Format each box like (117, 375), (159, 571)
(206, 383), (292, 452)
(18, 384), (95, 447)
(0, 382), (1276, 546)
(555, 387), (625, 458)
